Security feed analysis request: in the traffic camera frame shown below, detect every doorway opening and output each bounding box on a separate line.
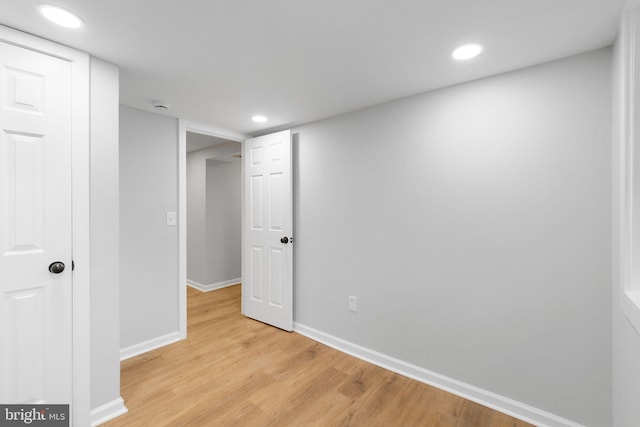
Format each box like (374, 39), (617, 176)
(178, 121), (247, 338)
(186, 132), (241, 290)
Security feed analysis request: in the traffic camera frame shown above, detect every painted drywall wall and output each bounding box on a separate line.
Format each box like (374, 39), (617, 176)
(186, 142), (241, 286)
(612, 310), (640, 427)
(119, 106), (179, 349)
(292, 48), (612, 426)
(89, 58), (121, 410)
(187, 148), (207, 282)
(612, 9), (640, 427)
(205, 159), (241, 284)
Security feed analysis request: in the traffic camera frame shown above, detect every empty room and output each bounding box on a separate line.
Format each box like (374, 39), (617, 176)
(1, 1), (640, 426)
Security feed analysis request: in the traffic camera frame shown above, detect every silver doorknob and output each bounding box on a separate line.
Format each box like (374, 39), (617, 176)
(48, 262), (65, 274)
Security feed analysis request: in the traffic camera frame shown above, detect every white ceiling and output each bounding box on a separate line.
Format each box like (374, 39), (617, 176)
(0, 0), (625, 136)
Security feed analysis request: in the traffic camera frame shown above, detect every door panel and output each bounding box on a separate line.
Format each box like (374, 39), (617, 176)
(0, 41), (72, 404)
(243, 130), (293, 331)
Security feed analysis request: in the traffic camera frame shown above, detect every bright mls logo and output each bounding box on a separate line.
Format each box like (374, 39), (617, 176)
(0, 405), (69, 426)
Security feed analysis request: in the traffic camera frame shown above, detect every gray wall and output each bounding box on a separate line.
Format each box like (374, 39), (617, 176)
(612, 21), (640, 427)
(613, 309), (640, 427)
(187, 148), (206, 282)
(89, 58), (121, 410)
(186, 142), (241, 285)
(119, 106), (179, 349)
(205, 159), (241, 284)
(291, 48), (612, 426)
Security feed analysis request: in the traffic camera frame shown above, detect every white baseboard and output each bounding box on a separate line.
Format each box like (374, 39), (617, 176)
(91, 397), (128, 426)
(293, 322), (583, 427)
(187, 277), (241, 292)
(120, 331), (182, 361)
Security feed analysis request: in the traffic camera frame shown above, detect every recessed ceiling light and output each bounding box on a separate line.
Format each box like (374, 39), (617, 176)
(452, 44), (483, 61)
(38, 4), (84, 29)
(252, 115), (268, 123)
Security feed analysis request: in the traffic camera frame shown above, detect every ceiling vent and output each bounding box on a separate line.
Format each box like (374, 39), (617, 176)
(152, 101), (170, 111)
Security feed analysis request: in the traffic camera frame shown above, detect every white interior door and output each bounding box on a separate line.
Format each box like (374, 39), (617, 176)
(242, 130), (293, 331)
(0, 41), (73, 404)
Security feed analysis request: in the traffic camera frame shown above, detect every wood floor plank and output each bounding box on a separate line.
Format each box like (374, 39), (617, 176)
(103, 285), (534, 427)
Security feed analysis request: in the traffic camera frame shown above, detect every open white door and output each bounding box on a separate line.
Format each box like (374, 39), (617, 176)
(0, 41), (73, 404)
(242, 130), (293, 331)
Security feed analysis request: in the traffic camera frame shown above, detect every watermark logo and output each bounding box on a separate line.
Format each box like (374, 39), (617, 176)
(0, 405), (68, 426)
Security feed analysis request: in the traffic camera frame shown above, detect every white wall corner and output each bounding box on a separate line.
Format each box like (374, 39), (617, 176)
(120, 331), (182, 361)
(90, 397), (128, 426)
(293, 322), (585, 427)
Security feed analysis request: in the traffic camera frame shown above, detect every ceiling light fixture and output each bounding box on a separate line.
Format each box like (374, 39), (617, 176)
(38, 4), (84, 29)
(252, 115), (268, 123)
(452, 43), (483, 61)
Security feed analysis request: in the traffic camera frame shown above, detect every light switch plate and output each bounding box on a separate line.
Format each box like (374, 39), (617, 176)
(348, 296), (357, 312)
(166, 211), (177, 226)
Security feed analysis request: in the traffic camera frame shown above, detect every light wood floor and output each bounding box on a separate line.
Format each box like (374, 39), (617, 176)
(104, 285), (532, 427)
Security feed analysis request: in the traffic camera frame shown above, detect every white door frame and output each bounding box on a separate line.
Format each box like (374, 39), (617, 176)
(0, 25), (91, 426)
(177, 120), (248, 338)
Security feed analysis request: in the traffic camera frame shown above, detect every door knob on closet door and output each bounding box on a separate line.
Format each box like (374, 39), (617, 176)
(280, 237), (289, 244)
(48, 262), (65, 274)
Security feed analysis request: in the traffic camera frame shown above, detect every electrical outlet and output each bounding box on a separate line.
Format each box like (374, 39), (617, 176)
(348, 296), (357, 312)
